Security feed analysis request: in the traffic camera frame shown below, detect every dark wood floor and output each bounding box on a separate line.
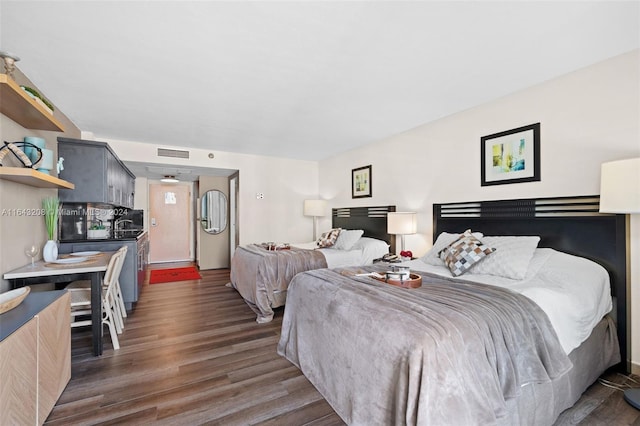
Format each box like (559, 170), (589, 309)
(45, 264), (640, 425)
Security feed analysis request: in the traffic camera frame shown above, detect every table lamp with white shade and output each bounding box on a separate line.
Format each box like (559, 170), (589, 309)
(304, 199), (327, 241)
(599, 157), (640, 409)
(387, 212), (417, 254)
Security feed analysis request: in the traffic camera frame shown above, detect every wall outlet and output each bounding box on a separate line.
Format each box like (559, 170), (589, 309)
(256, 193), (264, 199)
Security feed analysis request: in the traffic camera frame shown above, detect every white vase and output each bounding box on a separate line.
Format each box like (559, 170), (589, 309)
(43, 240), (58, 262)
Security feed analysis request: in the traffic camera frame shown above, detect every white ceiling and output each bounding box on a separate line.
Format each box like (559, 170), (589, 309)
(1, 1), (638, 163)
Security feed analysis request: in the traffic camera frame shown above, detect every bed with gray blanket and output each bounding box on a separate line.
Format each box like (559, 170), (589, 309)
(277, 196), (627, 425)
(229, 244), (328, 323)
(229, 205), (396, 323)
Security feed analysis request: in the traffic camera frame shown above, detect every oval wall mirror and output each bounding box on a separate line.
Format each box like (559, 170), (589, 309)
(200, 190), (228, 234)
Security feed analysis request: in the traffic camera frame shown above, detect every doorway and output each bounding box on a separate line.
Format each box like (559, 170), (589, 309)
(148, 183), (191, 263)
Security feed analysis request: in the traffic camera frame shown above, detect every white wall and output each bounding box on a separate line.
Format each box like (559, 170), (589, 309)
(103, 138), (320, 246)
(319, 50), (640, 368)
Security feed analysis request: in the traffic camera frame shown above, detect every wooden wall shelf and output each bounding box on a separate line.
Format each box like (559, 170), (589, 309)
(0, 74), (65, 132)
(0, 167), (74, 189)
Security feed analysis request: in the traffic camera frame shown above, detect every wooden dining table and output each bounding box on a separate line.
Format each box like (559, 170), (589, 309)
(3, 251), (115, 356)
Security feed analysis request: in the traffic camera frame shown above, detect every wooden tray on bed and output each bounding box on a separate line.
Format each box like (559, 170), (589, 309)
(372, 273), (422, 289)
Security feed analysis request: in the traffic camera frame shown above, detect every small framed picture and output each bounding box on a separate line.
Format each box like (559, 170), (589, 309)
(481, 123), (540, 186)
(352, 165), (372, 198)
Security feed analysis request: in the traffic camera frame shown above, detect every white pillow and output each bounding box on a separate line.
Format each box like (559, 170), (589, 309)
(332, 229), (364, 250)
(351, 236), (388, 251)
(470, 236), (540, 280)
(421, 231), (484, 266)
(352, 237), (391, 262)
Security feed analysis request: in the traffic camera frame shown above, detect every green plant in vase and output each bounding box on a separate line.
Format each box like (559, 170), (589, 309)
(42, 196), (59, 261)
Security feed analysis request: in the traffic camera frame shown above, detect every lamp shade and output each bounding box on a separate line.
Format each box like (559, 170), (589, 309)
(304, 199), (327, 217)
(387, 212), (417, 235)
(599, 158), (640, 214)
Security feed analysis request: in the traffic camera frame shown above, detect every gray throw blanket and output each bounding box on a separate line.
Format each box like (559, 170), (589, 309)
(230, 244), (327, 323)
(277, 265), (573, 425)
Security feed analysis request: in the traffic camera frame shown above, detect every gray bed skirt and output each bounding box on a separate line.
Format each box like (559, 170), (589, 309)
(498, 315), (619, 425)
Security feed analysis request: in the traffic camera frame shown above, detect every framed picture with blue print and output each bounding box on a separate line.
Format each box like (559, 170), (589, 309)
(352, 165), (372, 198)
(481, 122), (540, 186)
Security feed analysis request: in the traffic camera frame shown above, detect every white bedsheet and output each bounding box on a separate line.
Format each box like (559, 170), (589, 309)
(291, 241), (386, 268)
(403, 248), (612, 354)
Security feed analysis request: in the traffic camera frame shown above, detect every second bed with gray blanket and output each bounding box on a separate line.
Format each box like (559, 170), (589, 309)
(229, 244), (327, 323)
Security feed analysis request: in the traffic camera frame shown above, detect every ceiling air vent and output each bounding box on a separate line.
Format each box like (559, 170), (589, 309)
(157, 148), (190, 159)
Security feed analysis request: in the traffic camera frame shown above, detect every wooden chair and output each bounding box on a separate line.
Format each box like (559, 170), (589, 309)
(66, 248), (127, 350)
(66, 246), (128, 332)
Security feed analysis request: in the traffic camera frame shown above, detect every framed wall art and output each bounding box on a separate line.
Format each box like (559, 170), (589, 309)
(480, 122), (540, 186)
(352, 165), (372, 198)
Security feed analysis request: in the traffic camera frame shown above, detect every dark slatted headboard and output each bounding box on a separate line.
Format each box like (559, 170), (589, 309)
(332, 205), (396, 254)
(433, 195), (628, 372)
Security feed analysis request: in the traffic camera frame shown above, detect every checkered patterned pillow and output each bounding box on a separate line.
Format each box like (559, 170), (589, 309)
(316, 228), (342, 248)
(439, 230), (495, 276)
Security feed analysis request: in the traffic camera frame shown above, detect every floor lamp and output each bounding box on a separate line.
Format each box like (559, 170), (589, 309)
(387, 212), (417, 253)
(599, 157), (640, 408)
(304, 199), (327, 241)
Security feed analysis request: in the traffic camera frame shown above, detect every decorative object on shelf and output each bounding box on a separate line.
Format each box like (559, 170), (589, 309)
(0, 50), (20, 79)
(481, 122), (540, 186)
(387, 212), (417, 253)
(303, 199), (327, 240)
(24, 136), (46, 162)
(56, 157), (64, 174)
(35, 148), (54, 174)
(352, 164), (372, 198)
(0, 141), (42, 168)
(0, 286), (31, 314)
(19, 85), (54, 113)
(42, 196), (59, 262)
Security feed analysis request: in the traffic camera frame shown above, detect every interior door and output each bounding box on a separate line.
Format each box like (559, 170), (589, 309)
(149, 183), (191, 263)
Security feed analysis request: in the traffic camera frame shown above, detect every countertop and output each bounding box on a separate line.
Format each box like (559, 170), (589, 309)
(60, 230), (147, 243)
(0, 290), (67, 342)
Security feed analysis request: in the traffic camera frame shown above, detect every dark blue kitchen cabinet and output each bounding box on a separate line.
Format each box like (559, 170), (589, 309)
(57, 137), (135, 208)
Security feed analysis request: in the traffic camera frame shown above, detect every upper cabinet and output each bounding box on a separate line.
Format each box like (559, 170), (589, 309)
(57, 137), (135, 208)
(0, 74), (65, 132)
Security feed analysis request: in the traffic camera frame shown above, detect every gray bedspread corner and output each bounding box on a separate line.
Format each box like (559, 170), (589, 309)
(230, 244), (327, 323)
(277, 267), (592, 425)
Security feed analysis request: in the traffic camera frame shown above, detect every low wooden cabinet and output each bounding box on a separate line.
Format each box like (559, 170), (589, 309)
(0, 317), (38, 425)
(37, 294), (71, 424)
(0, 291), (71, 425)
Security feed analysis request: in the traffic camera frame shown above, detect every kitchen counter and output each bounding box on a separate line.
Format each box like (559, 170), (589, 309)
(60, 229), (147, 243)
